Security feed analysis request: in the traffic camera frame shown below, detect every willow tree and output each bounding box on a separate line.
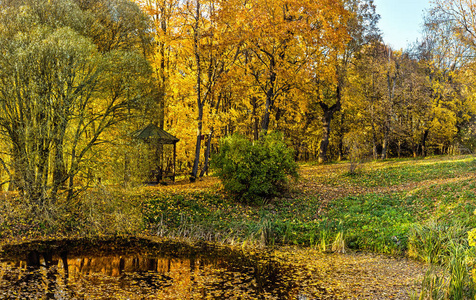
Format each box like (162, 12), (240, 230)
(0, 0), (152, 208)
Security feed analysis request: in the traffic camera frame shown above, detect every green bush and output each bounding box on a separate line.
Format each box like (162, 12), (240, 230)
(212, 133), (298, 205)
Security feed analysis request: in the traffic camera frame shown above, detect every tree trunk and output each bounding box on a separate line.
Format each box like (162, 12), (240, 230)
(51, 117), (69, 203)
(318, 83), (341, 164)
(0, 157), (11, 190)
(382, 59), (396, 160)
(252, 97), (259, 141)
(199, 129), (213, 178)
(152, 1), (169, 130)
(51, 138), (66, 203)
(381, 124), (389, 160)
(337, 112), (344, 161)
(260, 57), (276, 136)
(318, 102), (340, 164)
(8, 146), (20, 192)
(190, 0), (202, 182)
(370, 100), (378, 160)
(123, 153), (130, 187)
(67, 148), (76, 202)
(397, 140), (401, 158)
(158, 21), (167, 130)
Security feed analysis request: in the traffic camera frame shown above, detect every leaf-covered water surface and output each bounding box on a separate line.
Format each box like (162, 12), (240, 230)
(0, 237), (335, 299)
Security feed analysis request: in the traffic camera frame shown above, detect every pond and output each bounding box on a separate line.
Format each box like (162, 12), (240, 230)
(0, 237), (331, 299)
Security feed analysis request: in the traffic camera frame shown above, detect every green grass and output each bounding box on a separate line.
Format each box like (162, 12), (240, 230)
(324, 157), (476, 187)
(135, 156), (476, 255)
(323, 192), (415, 253)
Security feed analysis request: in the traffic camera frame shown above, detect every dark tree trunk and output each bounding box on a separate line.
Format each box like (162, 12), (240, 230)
(370, 102), (378, 160)
(318, 83), (341, 164)
(0, 157), (11, 189)
(51, 121), (68, 203)
(8, 146), (20, 192)
(67, 148), (76, 202)
(260, 57), (276, 136)
(51, 139), (66, 203)
(199, 129), (213, 178)
(158, 23), (166, 130)
(381, 124), (389, 160)
(252, 97), (259, 141)
(382, 67), (396, 160)
(190, 99), (203, 182)
(318, 102), (340, 164)
(191, 0), (202, 182)
(337, 112), (344, 161)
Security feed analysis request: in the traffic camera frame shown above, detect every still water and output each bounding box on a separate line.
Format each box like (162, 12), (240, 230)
(0, 237), (328, 299)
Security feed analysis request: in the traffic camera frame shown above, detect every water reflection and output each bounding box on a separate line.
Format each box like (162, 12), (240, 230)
(0, 238), (313, 299)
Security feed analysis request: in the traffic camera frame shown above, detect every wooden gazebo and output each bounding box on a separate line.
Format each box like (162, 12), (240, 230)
(134, 124), (180, 182)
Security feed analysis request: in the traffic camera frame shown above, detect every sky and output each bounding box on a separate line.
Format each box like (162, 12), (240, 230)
(372, 0), (433, 50)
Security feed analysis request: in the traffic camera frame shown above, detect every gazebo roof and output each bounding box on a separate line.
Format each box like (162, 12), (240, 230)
(134, 124), (179, 144)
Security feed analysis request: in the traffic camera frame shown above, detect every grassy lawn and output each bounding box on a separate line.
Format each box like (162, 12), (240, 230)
(136, 155), (476, 257)
(320, 156), (476, 187)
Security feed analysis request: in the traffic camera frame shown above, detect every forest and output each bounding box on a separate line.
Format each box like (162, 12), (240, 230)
(1, 0), (476, 298)
(1, 0), (475, 202)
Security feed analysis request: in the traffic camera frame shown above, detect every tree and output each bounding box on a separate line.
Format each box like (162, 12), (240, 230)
(219, 0), (351, 141)
(413, 4), (476, 155)
(346, 41), (386, 159)
(0, 0), (152, 209)
(171, 0), (235, 181)
(300, 0), (380, 163)
(135, 0), (178, 128)
(432, 0), (476, 51)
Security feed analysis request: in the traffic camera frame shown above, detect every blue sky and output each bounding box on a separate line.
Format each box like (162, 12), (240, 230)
(373, 0), (433, 50)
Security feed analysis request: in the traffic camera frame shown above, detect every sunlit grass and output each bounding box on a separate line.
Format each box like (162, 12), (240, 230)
(322, 156), (476, 187)
(136, 155), (476, 255)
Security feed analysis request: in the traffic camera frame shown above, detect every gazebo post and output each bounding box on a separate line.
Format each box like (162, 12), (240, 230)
(173, 142), (177, 182)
